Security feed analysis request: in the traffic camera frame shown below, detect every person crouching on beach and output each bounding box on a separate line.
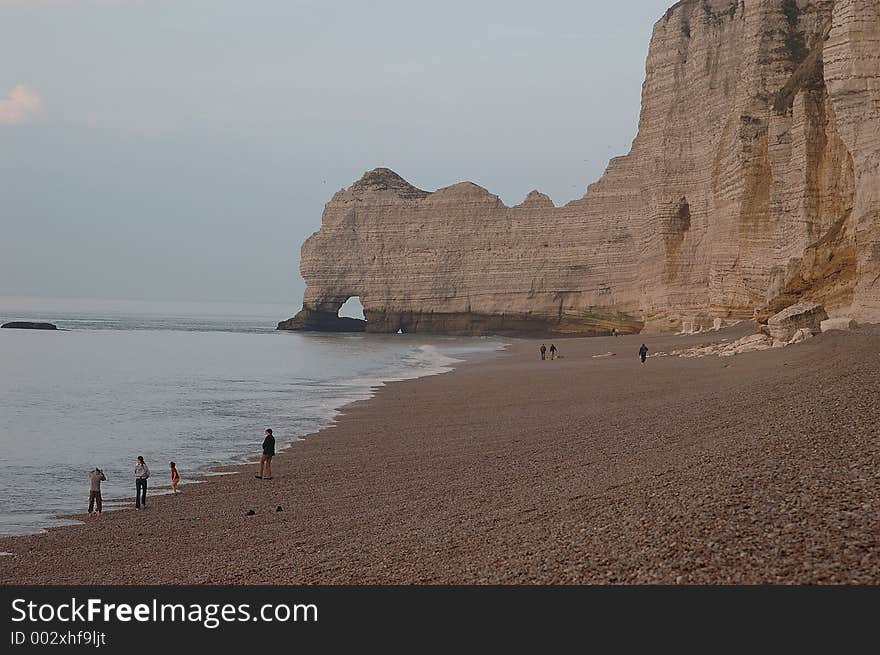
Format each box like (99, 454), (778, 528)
(134, 455), (150, 509)
(88, 467), (106, 516)
(170, 461), (180, 494)
(256, 428), (275, 480)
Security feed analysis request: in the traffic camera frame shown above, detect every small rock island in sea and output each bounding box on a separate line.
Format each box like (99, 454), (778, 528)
(1, 322), (58, 330)
(279, 0), (879, 337)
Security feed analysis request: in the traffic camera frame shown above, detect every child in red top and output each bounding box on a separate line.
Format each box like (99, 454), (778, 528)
(170, 461), (181, 494)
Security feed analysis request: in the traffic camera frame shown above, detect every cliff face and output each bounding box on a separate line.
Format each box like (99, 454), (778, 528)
(282, 0), (880, 336)
(824, 0), (880, 320)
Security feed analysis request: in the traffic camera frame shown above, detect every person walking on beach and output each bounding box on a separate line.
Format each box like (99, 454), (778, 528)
(134, 455), (150, 509)
(256, 428), (275, 480)
(540, 344), (547, 360)
(550, 344), (558, 360)
(88, 467), (106, 516)
(170, 461), (180, 494)
(639, 343), (649, 364)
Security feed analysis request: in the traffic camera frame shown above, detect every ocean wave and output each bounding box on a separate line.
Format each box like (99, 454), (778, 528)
(304, 343), (489, 435)
(401, 344), (465, 375)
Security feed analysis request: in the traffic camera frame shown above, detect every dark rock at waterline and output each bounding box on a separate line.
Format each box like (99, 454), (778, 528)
(277, 305), (642, 336)
(277, 308), (366, 332)
(1, 321), (58, 330)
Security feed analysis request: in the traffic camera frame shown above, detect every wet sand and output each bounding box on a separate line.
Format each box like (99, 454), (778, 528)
(1, 323), (878, 584)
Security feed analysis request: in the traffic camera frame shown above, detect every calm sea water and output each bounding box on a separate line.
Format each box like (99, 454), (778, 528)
(0, 297), (503, 536)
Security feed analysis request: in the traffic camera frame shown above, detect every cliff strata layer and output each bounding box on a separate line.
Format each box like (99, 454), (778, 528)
(282, 0), (880, 336)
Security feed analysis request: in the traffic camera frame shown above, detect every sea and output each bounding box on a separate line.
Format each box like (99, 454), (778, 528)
(0, 297), (504, 536)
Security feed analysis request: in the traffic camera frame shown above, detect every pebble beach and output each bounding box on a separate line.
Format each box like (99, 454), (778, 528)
(1, 323), (878, 584)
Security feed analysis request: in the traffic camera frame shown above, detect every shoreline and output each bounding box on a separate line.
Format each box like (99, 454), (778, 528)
(0, 335), (511, 570)
(1, 324), (878, 583)
(0, 333), (502, 540)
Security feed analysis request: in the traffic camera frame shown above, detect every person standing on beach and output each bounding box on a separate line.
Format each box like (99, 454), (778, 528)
(550, 344), (558, 360)
(639, 344), (649, 364)
(88, 467), (106, 516)
(134, 456), (150, 509)
(540, 344), (547, 360)
(256, 428), (275, 480)
(170, 461), (180, 494)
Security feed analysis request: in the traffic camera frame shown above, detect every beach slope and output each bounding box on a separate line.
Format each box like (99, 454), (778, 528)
(1, 326), (878, 584)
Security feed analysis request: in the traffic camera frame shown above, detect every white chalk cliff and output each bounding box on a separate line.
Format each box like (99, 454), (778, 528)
(281, 0), (880, 335)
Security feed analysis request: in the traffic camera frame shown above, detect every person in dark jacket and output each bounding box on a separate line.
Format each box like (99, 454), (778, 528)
(540, 344), (547, 360)
(639, 344), (649, 363)
(255, 428), (275, 480)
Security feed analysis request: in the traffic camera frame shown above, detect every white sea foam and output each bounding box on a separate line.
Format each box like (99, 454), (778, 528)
(306, 344), (479, 434)
(400, 344), (465, 375)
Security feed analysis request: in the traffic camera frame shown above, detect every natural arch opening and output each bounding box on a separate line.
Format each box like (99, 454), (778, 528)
(338, 296), (365, 321)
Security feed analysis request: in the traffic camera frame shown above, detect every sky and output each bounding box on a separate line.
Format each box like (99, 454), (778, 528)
(0, 0), (673, 308)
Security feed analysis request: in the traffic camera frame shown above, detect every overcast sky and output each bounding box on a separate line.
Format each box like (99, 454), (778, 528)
(1, 0), (672, 307)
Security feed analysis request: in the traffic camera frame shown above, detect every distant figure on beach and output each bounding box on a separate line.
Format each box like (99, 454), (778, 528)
(550, 344), (558, 360)
(170, 461), (180, 494)
(612, 328), (619, 338)
(639, 344), (649, 364)
(256, 428), (275, 480)
(88, 467), (106, 516)
(540, 344), (547, 360)
(134, 455), (150, 509)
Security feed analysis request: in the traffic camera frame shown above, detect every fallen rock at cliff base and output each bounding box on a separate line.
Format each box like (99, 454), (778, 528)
(821, 317), (858, 332)
(657, 325), (823, 358)
(767, 303), (828, 342)
(657, 332), (773, 358)
(788, 328), (814, 344)
(719, 333), (775, 357)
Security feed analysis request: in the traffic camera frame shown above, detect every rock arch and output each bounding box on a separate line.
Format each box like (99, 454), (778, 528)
(276, 295), (366, 332)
